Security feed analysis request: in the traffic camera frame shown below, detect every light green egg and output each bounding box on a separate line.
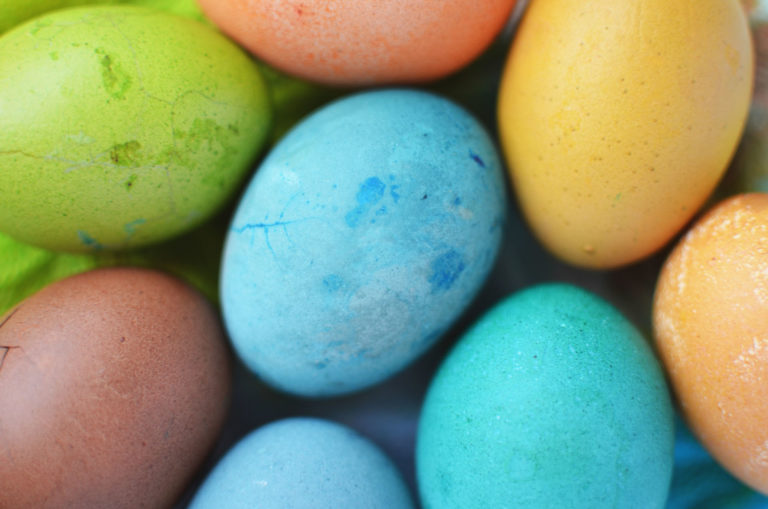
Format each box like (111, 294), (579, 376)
(416, 283), (674, 509)
(0, 5), (271, 252)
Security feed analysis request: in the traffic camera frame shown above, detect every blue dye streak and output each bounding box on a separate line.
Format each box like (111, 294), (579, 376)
(428, 249), (466, 292)
(77, 230), (102, 250)
(469, 150), (486, 168)
(345, 177), (386, 227)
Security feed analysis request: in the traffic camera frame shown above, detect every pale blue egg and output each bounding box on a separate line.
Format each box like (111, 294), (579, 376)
(188, 418), (415, 509)
(417, 283), (675, 508)
(220, 89), (506, 396)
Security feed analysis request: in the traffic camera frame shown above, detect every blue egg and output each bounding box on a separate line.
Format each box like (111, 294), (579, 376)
(220, 89), (507, 396)
(188, 418), (415, 509)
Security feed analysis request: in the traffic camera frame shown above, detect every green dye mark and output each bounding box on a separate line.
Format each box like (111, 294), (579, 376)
(110, 141), (141, 166)
(95, 48), (132, 99)
(124, 174), (138, 190)
(49, 51), (59, 61)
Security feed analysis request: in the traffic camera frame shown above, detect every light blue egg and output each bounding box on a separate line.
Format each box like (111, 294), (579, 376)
(220, 89), (506, 396)
(416, 283), (675, 508)
(188, 418), (415, 509)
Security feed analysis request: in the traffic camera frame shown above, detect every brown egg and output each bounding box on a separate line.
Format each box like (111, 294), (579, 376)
(0, 267), (231, 508)
(654, 193), (768, 494)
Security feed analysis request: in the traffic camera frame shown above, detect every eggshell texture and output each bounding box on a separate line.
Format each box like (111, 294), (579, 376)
(196, 0), (517, 86)
(0, 267), (231, 508)
(654, 193), (768, 494)
(0, 5), (271, 252)
(189, 418), (415, 508)
(221, 89), (507, 397)
(0, 0), (98, 34)
(417, 283), (675, 508)
(498, 0), (753, 268)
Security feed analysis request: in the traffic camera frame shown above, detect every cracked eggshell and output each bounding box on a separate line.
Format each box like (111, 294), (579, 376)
(498, 0), (753, 268)
(0, 5), (271, 252)
(197, 0), (517, 86)
(220, 89), (507, 397)
(654, 193), (768, 495)
(189, 418), (415, 509)
(0, 267), (232, 508)
(417, 283), (675, 509)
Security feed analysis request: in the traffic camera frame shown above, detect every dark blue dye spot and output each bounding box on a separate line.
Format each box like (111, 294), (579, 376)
(77, 230), (103, 250)
(345, 177), (386, 227)
(453, 197), (462, 206)
(428, 249), (466, 292)
(332, 184), (337, 189)
(389, 174), (395, 182)
(469, 150), (486, 168)
(376, 206), (387, 216)
(390, 185), (400, 203)
(323, 274), (343, 292)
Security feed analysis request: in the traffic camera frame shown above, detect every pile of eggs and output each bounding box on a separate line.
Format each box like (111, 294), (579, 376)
(1, 0), (767, 507)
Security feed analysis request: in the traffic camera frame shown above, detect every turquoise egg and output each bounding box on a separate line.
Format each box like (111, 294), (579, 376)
(416, 283), (674, 508)
(220, 89), (507, 397)
(188, 418), (415, 509)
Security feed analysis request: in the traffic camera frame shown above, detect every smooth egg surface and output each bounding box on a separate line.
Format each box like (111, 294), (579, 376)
(417, 283), (674, 508)
(498, 0), (753, 268)
(189, 418), (415, 509)
(197, 0), (517, 86)
(0, 5), (271, 252)
(654, 193), (768, 494)
(221, 89), (507, 397)
(0, 267), (231, 508)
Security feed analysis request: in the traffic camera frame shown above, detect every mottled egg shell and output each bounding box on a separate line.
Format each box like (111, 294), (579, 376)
(221, 89), (507, 397)
(654, 193), (768, 494)
(0, 5), (271, 252)
(498, 0), (753, 268)
(0, 267), (231, 508)
(197, 0), (517, 86)
(189, 418), (415, 508)
(417, 283), (675, 508)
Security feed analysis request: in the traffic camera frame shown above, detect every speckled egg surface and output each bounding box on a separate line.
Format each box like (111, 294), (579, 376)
(417, 283), (674, 508)
(197, 0), (517, 86)
(0, 5), (271, 252)
(654, 193), (768, 495)
(189, 417), (415, 509)
(220, 89), (507, 397)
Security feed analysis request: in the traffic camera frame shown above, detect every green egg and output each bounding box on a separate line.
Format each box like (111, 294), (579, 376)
(0, 5), (271, 252)
(416, 283), (674, 508)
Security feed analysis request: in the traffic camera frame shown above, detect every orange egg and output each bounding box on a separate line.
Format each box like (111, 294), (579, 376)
(196, 0), (517, 86)
(654, 193), (768, 494)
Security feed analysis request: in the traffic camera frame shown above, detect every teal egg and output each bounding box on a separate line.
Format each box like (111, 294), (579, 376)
(416, 283), (674, 508)
(220, 89), (506, 397)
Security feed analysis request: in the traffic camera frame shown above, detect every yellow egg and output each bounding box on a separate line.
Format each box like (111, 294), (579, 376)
(498, 0), (753, 268)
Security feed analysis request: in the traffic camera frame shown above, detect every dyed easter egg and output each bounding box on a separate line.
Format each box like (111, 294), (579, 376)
(654, 193), (768, 495)
(189, 418), (415, 509)
(0, 5), (271, 252)
(417, 283), (675, 508)
(197, 0), (517, 86)
(498, 0), (753, 268)
(0, 268), (231, 508)
(221, 89), (506, 397)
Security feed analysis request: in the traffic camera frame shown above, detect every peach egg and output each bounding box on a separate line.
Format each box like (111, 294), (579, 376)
(654, 193), (768, 494)
(196, 0), (517, 86)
